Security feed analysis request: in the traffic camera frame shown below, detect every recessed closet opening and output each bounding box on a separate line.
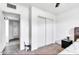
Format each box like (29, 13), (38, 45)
(3, 11), (20, 54)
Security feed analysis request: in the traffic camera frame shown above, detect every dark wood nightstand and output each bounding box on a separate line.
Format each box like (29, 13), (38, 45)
(61, 39), (73, 48)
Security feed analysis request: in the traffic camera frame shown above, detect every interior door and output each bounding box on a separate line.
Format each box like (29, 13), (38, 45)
(0, 10), (6, 52)
(37, 17), (46, 48)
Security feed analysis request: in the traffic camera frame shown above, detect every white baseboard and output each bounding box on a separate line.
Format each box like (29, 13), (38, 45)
(55, 40), (62, 45)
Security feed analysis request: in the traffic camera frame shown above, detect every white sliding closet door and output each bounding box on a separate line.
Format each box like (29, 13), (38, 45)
(37, 17), (54, 48)
(37, 18), (45, 48)
(46, 19), (53, 45)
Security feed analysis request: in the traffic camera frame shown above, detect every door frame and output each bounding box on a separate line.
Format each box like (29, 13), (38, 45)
(2, 11), (20, 49)
(9, 20), (20, 41)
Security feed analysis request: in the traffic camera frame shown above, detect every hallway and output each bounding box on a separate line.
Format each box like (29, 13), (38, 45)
(2, 39), (20, 55)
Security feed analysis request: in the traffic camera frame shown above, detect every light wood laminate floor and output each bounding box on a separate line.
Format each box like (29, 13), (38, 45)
(2, 40), (64, 55)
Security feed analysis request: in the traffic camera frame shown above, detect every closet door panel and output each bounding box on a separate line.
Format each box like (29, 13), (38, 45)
(46, 19), (53, 45)
(37, 18), (45, 48)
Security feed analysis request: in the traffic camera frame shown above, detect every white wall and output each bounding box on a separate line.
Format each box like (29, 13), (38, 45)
(0, 3), (56, 52)
(56, 8), (79, 44)
(31, 7), (55, 50)
(0, 8), (6, 53)
(5, 20), (9, 43)
(0, 3), (29, 51)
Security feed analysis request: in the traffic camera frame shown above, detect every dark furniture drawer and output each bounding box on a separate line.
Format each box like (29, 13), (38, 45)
(61, 39), (72, 48)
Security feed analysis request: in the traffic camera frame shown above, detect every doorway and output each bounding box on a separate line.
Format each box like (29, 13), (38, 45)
(2, 11), (20, 54)
(9, 20), (20, 42)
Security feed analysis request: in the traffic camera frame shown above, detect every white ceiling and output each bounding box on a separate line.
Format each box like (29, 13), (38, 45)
(18, 3), (79, 15)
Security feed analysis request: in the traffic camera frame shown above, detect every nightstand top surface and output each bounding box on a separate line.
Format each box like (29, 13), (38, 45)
(62, 39), (72, 42)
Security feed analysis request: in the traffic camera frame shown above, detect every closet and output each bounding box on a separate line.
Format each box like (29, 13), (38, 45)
(37, 16), (46, 48)
(46, 18), (53, 45)
(31, 7), (55, 51)
(37, 16), (53, 48)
